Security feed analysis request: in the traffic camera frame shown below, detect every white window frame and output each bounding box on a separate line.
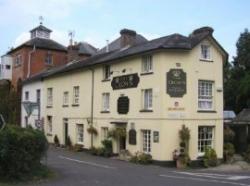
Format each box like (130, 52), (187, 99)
(101, 127), (109, 140)
(103, 65), (111, 80)
(63, 91), (69, 106)
(142, 130), (151, 153)
(102, 93), (110, 111)
(142, 89), (153, 110)
(198, 126), (214, 156)
(198, 80), (213, 111)
(47, 88), (53, 107)
(45, 51), (53, 65)
(15, 54), (22, 66)
(76, 124), (84, 144)
(47, 116), (52, 134)
(200, 44), (211, 61)
(73, 86), (79, 105)
(142, 55), (153, 73)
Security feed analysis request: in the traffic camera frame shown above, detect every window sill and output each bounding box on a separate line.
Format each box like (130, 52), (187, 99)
(62, 105), (69, 107)
(140, 72), (153, 76)
(102, 79), (111, 82)
(72, 104), (79, 107)
(45, 63), (54, 66)
(46, 106), (53, 108)
(197, 110), (217, 113)
(101, 110), (110, 113)
(199, 58), (213, 62)
(140, 109), (153, 113)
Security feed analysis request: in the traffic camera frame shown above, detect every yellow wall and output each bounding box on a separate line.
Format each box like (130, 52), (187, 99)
(43, 38), (224, 161)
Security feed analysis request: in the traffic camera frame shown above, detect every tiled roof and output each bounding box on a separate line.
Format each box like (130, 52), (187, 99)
(7, 38), (67, 54)
(23, 27), (228, 82)
(233, 109), (250, 123)
(78, 42), (97, 55)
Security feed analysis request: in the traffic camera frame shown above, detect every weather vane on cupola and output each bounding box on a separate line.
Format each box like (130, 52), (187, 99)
(39, 16), (44, 25)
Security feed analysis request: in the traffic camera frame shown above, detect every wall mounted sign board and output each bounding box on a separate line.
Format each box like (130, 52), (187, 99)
(166, 69), (186, 97)
(111, 73), (140, 90)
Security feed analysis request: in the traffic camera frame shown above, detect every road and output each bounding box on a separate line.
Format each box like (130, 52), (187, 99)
(31, 147), (250, 186)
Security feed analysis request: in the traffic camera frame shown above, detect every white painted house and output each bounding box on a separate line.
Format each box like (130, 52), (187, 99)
(21, 73), (45, 130)
(0, 55), (12, 80)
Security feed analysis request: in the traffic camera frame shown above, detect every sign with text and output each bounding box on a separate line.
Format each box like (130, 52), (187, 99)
(166, 69), (186, 97)
(111, 73), (140, 90)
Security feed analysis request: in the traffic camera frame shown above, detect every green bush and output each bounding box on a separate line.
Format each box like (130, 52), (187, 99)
(203, 148), (218, 167)
(130, 152), (152, 164)
(66, 136), (72, 147)
(73, 144), (83, 152)
(0, 125), (48, 180)
(224, 126), (235, 143)
(244, 145), (250, 163)
(101, 139), (113, 157)
(224, 143), (235, 163)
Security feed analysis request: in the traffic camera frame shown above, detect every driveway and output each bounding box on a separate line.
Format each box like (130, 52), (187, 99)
(30, 147), (250, 186)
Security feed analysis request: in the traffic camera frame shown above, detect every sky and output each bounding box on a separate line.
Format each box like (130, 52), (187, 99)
(0, 0), (249, 61)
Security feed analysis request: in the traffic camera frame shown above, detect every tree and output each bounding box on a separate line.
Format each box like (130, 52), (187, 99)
(224, 29), (250, 113)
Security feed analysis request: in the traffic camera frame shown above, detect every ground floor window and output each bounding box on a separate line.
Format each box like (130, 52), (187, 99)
(198, 126), (214, 156)
(142, 130), (151, 153)
(101, 127), (108, 140)
(47, 116), (52, 134)
(76, 124), (84, 144)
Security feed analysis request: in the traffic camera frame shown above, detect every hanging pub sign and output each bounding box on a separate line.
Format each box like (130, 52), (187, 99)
(166, 69), (186, 97)
(111, 73), (140, 90)
(129, 129), (137, 145)
(117, 96), (129, 114)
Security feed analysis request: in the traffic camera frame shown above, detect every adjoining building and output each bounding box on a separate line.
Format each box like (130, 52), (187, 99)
(0, 55), (12, 81)
(22, 27), (227, 163)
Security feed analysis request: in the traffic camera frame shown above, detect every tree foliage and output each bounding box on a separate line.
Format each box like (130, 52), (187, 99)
(224, 29), (250, 113)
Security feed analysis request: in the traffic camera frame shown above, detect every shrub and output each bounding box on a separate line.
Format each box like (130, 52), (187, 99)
(101, 139), (113, 157)
(96, 147), (105, 156)
(244, 145), (250, 163)
(224, 143), (235, 163)
(224, 126), (235, 143)
(130, 152), (152, 164)
(203, 148), (218, 167)
(0, 125), (48, 180)
(108, 128), (126, 139)
(53, 135), (60, 147)
(90, 147), (97, 155)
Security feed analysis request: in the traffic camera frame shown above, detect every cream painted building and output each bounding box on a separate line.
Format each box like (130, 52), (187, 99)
(23, 27), (227, 163)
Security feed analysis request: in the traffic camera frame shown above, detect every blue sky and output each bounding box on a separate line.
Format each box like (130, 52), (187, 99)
(0, 0), (249, 61)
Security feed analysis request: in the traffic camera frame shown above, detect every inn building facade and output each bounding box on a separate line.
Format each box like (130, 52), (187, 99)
(21, 27), (227, 162)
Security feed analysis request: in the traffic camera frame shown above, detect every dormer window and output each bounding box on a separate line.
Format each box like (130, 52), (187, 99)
(45, 52), (53, 65)
(201, 45), (211, 61)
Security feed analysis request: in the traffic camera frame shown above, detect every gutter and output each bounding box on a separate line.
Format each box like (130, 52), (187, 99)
(89, 68), (95, 147)
(27, 45), (36, 78)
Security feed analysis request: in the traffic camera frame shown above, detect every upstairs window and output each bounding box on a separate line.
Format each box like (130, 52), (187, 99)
(142, 89), (153, 110)
(201, 45), (211, 60)
(15, 54), (22, 66)
(103, 65), (111, 80)
(47, 88), (53, 107)
(5, 65), (11, 70)
(198, 80), (213, 110)
(142, 55), (153, 73)
(25, 91), (29, 101)
(102, 93), (110, 111)
(45, 52), (53, 65)
(73, 86), (79, 105)
(63, 91), (69, 106)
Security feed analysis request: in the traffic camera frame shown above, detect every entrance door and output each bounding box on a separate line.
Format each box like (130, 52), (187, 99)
(119, 136), (126, 151)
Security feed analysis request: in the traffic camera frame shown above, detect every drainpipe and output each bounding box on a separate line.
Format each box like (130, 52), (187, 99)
(27, 45), (36, 78)
(90, 68), (95, 148)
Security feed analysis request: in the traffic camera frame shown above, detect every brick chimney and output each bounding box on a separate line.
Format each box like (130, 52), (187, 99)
(120, 29), (137, 48)
(67, 42), (80, 62)
(191, 26), (214, 36)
